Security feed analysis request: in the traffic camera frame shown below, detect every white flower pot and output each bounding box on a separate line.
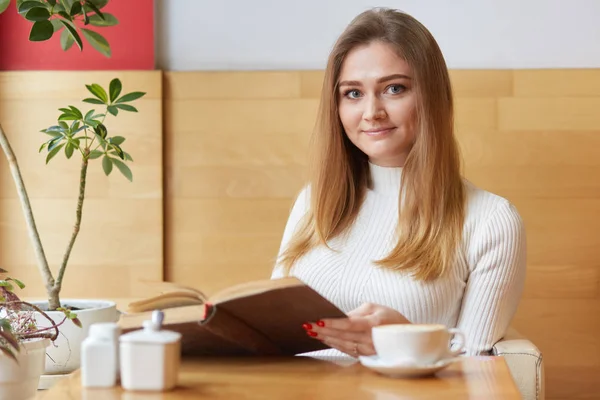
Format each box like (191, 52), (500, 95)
(31, 299), (118, 377)
(0, 338), (50, 400)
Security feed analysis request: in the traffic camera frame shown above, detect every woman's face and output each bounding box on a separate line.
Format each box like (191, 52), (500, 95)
(337, 41), (417, 167)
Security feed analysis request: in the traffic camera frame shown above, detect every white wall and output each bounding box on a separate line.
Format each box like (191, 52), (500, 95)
(155, 0), (600, 71)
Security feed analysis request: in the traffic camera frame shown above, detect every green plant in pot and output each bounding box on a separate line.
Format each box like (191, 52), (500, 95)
(0, 269), (80, 399)
(0, 0), (146, 380)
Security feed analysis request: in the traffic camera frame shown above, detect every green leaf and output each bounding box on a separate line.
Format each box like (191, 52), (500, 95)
(46, 143), (65, 163)
(85, 83), (107, 103)
(102, 156), (112, 175)
(0, 330), (19, 350)
(48, 137), (63, 151)
(0, 347), (17, 363)
(107, 105), (118, 116)
(58, 113), (78, 121)
(68, 105), (83, 119)
(51, 19), (64, 33)
(0, 0), (10, 14)
(83, 0), (102, 18)
(93, 123), (107, 139)
(44, 125), (66, 133)
(116, 92), (146, 103)
(60, 28), (74, 51)
(69, 0), (81, 16)
(60, 0), (75, 9)
(25, 6), (50, 21)
(60, 20), (82, 50)
(0, 281), (14, 291)
(109, 78), (122, 103)
(114, 104), (137, 112)
(110, 143), (124, 159)
(39, 142), (48, 153)
(109, 136), (125, 145)
(65, 142), (74, 159)
(86, 119), (100, 128)
(81, 28), (110, 57)
(88, 12), (117, 27)
(58, 10), (71, 20)
(70, 120), (80, 132)
(111, 158), (132, 182)
(88, 149), (103, 159)
(47, 0), (56, 6)
(6, 278), (25, 289)
(123, 151), (133, 161)
(94, 133), (106, 149)
(59, 121), (69, 130)
(0, 319), (11, 331)
(86, 0), (107, 9)
(42, 131), (62, 138)
(29, 20), (54, 41)
(18, 1), (44, 13)
(84, 109), (95, 120)
(82, 97), (104, 105)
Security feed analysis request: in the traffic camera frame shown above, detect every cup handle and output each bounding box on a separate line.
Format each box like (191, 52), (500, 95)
(447, 328), (465, 357)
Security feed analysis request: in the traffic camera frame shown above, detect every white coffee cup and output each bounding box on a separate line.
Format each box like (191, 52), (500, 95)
(371, 324), (465, 365)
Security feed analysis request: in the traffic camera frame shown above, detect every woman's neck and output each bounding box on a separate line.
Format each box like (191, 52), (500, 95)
(368, 161), (403, 195)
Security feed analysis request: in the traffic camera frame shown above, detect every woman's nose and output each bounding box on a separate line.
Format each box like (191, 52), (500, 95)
(363, 96), (387, 121)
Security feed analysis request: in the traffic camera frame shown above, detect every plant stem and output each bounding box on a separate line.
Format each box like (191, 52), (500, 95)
(0, 124), (56, 295)
(54, 149), (89, 304)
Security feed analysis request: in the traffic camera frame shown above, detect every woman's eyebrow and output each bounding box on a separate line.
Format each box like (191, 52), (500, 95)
(338, 74), (412, 87)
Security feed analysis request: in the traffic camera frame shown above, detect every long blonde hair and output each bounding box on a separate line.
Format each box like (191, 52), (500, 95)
(279, 8), (465, 281)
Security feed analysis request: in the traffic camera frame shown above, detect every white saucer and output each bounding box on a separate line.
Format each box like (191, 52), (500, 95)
(358, 355), (459, 378)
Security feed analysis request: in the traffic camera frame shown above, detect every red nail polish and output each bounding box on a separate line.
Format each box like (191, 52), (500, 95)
(307, 331), (318, 337)
(317, 320), (325, 327)
(302, 323), (312, 330)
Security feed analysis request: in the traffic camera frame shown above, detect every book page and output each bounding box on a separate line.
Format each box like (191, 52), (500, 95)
(210, 276), (304, 304)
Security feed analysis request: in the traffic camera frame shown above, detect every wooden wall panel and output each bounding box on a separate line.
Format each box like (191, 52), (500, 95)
(164, 70), (600, 399)
(0, 71), (163, 299)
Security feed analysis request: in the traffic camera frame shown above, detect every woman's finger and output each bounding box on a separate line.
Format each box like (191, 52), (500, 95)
(320, 335), (376, 357)
(314, 316), (373, 332)
(310, 325), (368, 343)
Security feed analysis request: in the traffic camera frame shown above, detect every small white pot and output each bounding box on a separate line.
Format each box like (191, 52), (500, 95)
(31, 299), (118, 376)
(0, 338), (50, 400)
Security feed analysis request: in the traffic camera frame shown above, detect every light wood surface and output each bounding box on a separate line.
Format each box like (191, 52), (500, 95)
(164, 70), (600, 399)
(0, 71), (163, 298)
(37, 356), (520, 400)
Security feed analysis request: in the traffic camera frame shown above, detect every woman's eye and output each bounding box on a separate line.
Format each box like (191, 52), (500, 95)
(344, 89), (362, 99)
(387, 84), (406, 94)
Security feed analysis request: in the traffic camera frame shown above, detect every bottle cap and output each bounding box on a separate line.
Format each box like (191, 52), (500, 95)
(88, 322), (121, 341)
(119, 310), (181, 345)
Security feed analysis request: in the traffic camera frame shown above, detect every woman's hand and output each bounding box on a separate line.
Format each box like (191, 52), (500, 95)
(303, 303), (410, 357)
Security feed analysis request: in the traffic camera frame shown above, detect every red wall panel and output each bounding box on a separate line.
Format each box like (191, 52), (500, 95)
(0, 0), (154, 70)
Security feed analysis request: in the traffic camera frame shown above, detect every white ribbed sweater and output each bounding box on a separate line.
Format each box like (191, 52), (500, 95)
(271, 163), (526, 357)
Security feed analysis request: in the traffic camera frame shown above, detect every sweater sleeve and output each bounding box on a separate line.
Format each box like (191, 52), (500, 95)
(270, 186), (310, 279)
(455, 201), (527, 355)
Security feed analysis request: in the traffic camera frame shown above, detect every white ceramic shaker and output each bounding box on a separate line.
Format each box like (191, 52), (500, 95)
(119, 310), (182, 391)
(81, 322), (121, 388)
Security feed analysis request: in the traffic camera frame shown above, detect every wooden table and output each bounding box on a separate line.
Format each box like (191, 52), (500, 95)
(38, 355), (521, 399)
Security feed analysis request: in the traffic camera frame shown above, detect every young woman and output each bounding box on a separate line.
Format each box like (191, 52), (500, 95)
(271, 8), (526, 358)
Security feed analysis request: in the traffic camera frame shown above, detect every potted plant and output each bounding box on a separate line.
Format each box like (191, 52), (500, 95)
(0, 0), (146, 380)
(0, 269), (79, 400)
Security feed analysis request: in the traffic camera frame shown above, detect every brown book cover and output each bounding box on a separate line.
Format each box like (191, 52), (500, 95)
(118, 277), (346, 356)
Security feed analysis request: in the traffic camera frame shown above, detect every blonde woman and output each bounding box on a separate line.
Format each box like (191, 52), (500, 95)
(271, 8), (526, 359)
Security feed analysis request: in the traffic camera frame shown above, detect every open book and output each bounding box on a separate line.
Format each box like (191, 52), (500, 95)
(118, 277), (346, 356)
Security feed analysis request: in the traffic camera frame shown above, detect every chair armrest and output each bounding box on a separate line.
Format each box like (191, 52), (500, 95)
(492, 328), (545, 400)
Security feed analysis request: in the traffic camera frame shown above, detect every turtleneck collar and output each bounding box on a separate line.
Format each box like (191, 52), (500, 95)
(368, 161), (403, 195)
